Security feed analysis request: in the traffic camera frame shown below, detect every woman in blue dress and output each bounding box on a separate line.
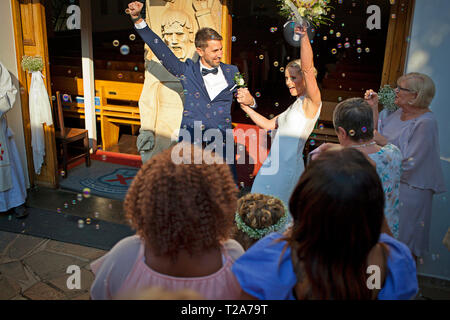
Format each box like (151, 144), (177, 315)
(232, 148), (418, 300)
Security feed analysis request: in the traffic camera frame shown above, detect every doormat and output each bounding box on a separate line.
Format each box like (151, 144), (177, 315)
(0, 207), (134, 251)
(59, 160), (139, 200)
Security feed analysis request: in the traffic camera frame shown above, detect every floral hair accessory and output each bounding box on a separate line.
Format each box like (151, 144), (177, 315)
(234, 204), (289, 239)
(278, 0), (334, 28)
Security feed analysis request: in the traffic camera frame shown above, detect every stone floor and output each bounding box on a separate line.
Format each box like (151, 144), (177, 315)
(0, 230), (106, 300)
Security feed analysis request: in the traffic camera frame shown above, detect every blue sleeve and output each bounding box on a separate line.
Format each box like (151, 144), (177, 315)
(378, 233), (419, 300)
(134, 25), (186, 77)
(232, 233), (297, 300)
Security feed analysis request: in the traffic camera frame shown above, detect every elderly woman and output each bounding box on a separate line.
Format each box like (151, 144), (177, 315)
(365, 73), (446, 259)
(312, 98), (403, 238)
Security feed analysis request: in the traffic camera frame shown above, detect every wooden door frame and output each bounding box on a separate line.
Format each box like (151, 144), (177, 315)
(11, 0), (58, 188)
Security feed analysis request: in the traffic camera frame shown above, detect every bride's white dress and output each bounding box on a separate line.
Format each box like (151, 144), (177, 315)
(251, 96), (321, 220)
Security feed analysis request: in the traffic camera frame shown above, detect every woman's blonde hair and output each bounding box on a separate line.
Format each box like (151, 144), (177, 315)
(398, 72), (435, 108)
(286, 59), (318, 78)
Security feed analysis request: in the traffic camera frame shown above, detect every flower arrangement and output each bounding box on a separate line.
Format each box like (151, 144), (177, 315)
(233, 72), (246, 88)
(378, 85), (398, 112)
(21, 56), (44, 73)
(278, 0), (333, 27)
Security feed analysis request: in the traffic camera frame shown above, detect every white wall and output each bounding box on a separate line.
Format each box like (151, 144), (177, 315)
(405, 0), (450, 280)
(0, 1), (30, 189)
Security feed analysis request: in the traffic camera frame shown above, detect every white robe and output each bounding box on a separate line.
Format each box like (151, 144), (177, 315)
(0, 62), (26, 212)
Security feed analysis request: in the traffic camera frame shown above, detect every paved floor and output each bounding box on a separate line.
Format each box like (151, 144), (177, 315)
(0, 230), (106, 300)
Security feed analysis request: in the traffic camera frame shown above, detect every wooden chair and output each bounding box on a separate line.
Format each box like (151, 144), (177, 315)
(54, 91), (91, 178)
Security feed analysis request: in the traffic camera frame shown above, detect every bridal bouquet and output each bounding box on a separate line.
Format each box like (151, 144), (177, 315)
(278, 0), (333, 27)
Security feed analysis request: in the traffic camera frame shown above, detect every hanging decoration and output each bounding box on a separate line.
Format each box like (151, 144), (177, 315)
(21, 55), (53, 175)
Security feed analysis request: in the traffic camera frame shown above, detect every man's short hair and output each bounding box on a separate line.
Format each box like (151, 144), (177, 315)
(195, 28), (222, 49)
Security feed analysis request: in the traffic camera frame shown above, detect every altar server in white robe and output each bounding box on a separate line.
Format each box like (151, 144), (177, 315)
(0, 61), (28, 218)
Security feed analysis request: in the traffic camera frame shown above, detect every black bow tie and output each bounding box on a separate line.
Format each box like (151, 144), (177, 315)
(201, 67), (218, 76)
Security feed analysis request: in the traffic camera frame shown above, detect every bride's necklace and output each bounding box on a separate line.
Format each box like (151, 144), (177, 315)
(350, 141), (376, 148)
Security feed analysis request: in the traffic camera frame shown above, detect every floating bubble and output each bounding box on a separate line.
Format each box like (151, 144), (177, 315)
(64, 202), (69, 209)
(125, 8), (131, 15)
(8, 215), (12, 221)
(361, 126), (367, 133)
(67, 69), (72, 75)
(255, 92), (261, 98)
(331, 48), (337, 54)
(342, 73), (346, 78)
(86, 218), (91, 225)
(341, 23), (345, 27)
(336, 32), (341, 38)
(117, 73), (123, 79)
(154, 39), (159, 44)
(95, 224), (100, 230)
(62, 94), (70, 102)
(310, 140), (316, 146)
(323, 36), (328, 40)
(120, 45), (130, 55)
(391, 14), (396, 19)
(259, 55), (264, 60)
(331, 14), (335, 19)
(319, 124), (324, 130)
(269, 114), (274, 119)
(344, 42), (351, 48)
(60, 170), (66, 177)
(183, 110), (189, 117)
(101, 154), (107, 161)
(275, 102), (279, 107)
(134, 66), (139, 71)
(365, 47), (370, 53)
(78, 219), (85, 229)
(94, 212), (100, 218)
(206, 103), (211, 109)
(349, 129), (356, 136)
(249, 174), (254, 179)
(77, 193), (83, 201)
(419, 258), (424, 264)
(239, 181), (245, 188)
(194, 92), (200, 99)
(329, 30), (334, 35)
(357, 47), (362, 53)
(286, 56), (290, 60)
(113, 40), (120, 47)
(225, 118), (231, 123)
(337, 43), (342, 48)
(270, 27), (278, 33)
(338, 0), (343, 3)
(338, 97), (343, 102)
(273, 61), (279, 67)
(231, 36), (236, 42)
(356, 39), (362, 45)
(72, 200), (77, 205)
(83, 188), (91, 198)
(129, 34), (136, 41)
(57, 208), (61, 214)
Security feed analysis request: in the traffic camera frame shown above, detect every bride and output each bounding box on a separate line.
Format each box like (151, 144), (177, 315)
(237, 25), (322, 223)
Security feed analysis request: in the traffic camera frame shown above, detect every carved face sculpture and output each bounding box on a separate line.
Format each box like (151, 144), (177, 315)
(161, 10), (194, 61)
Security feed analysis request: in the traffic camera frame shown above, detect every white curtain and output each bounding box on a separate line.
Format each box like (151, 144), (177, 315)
(29, 71), (53, 174)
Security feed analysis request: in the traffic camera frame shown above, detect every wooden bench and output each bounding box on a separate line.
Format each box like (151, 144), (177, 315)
(51, 76), (143, 151)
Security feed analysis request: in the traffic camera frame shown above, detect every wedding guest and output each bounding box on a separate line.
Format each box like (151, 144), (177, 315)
(0, 61), (28, 218)
(232, 148), (418, 300)
(365, 73), (446, 258)
(90, 144), (244, 299)
(238, 25), (322, 224)
(312, 98), (402, 238)
(232, 193), (289, 250)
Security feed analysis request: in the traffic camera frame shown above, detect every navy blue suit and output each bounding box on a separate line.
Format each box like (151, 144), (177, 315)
(135, 25), (239, 179)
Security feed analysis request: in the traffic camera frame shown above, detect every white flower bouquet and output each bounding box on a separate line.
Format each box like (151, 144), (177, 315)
(278, 0), (333, 27)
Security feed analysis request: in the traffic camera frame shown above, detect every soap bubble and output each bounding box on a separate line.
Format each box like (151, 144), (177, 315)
(337, 43), (342, 48)
(329, 30), (334, 35)
(78, 219), (84, 229)
(356, 39), (362, 45)
(344, 42), (351, 48)
(125, 8), (131, 15)
(94, 212), (100, 218)
(319, 124), (324, 130)
(86, 218), (91, 225)
(95, 224), (100, 230)
(310, 140), (316, 146)
(64, 202), (69, 209)
(129, 34), (136, 41)
(231, 36), (236, 42)
(57, 208), (61, 213)
(342, 73), (346, 77)
(275, 102), (279, 107)
(72, 200), (77, 205)
(77, 194), (83, 201)
(323, 36), (328, 40)
(273, 61), (279, 67)
(349, 129), (356, 136)
(117, 73), (123, 79)
(336, 32), (341, 38)
(120, 45), (130, 55)
(83, 188), (91, 198)
(331, 48), (337, 54)
(113, 40), (120, 47)
(101, 154), (107, 161)
(259, 55), (264, 60)
(365, 47), (370, 53)
(255, 92), (261, 98)
(60, 170), (66, 177)
(357, 47), (362, 53)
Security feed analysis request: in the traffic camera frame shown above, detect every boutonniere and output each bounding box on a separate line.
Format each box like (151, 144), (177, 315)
(230, 72), (247, 91)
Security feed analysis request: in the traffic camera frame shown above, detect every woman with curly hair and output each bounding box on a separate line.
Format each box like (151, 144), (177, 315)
(232, 193), (289, 250)
(232, 148), (418, 300)
(90, 144), (244, 299)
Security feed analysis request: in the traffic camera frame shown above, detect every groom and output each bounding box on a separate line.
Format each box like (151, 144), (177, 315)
(128, 1), (254, 180)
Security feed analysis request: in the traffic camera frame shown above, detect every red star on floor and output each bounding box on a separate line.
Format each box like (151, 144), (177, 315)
(106, 174), (134, 185)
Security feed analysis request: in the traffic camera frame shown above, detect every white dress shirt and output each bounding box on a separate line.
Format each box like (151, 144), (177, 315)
(199, 61), (228, 101)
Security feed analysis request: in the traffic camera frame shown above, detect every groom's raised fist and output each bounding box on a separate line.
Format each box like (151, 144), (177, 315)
(127, 1), (143, 19)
